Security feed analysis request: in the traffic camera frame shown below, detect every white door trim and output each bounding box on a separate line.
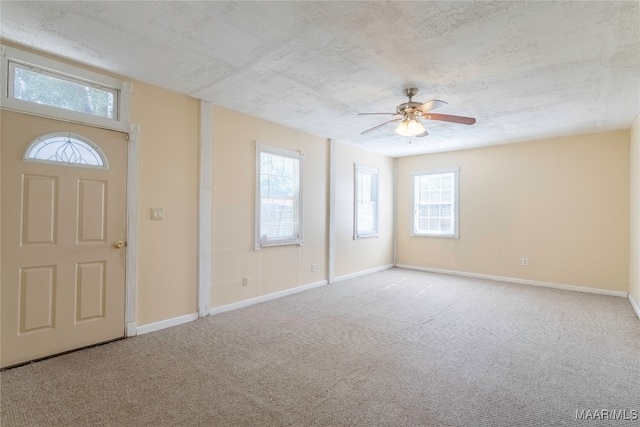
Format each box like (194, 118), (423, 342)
(125, 123), (140, 336)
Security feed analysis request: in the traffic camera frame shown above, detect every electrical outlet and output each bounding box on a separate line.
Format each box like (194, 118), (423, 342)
(522, 258), (528, 266)
(311, 263), (317, 272)
(242, 277), (248, 286)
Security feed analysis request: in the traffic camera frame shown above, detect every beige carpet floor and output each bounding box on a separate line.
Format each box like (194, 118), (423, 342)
(1, 268), (639, 426)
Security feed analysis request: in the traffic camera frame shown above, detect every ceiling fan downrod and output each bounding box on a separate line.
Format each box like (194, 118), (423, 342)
(397, 87), (423, 114)
(402, 87), (418, 101)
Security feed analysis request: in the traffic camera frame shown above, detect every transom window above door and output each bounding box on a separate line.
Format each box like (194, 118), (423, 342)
(24, 133), (108, 169)
(1, 45), (131, 132)
(11, 63), (117, 120)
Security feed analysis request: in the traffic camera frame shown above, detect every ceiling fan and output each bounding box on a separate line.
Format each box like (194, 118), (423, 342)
(359, 88), (476, 138)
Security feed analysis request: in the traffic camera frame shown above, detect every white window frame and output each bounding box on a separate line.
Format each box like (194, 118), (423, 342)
(354, 163), (379, 239)
(255, 142), (303, 250)
(1, 45), (131, 132)
(411, 167), (460, 239)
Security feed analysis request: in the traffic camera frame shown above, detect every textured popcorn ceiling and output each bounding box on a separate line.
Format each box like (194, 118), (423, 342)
(1, 1), (639, 157)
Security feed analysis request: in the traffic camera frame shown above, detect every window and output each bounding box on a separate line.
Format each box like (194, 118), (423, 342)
(354, 164), (379, 239)
(11, 63), (117, 119)
(2, 45), (130, 131)
(255, 143), (303, 249)
(24, 133), (107, 169)
(412, 168), (459, 238)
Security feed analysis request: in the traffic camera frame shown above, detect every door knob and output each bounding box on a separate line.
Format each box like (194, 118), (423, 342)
(114, 241), (126, 249)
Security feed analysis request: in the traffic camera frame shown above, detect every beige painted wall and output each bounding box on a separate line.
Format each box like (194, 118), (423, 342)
(210, 106), (328, 307)
(131, 82), (199, 325)
(630, 114), (640, 309)
(334, 142), (394, 278)
(396, 131), (630, 292)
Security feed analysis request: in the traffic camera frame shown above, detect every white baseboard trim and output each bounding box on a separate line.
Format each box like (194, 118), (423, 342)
(334, 264), (394, 283)
(126, 322), (137, 337)
(395, 264), (628, 298)
(210, 280), (329, 316)
(136, 312), (199, 336)
(629, 293), (640, 320)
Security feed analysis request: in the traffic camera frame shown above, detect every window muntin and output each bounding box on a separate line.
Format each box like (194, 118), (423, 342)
(24, 133), (108, 169)
(255, 143), (303, 249)
(412, 168), (459, 238)
(11, 63), (117, 119)
(354, 164), (379, 239)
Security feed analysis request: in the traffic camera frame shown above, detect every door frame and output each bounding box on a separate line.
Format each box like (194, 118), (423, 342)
(125, 123), (140, 336)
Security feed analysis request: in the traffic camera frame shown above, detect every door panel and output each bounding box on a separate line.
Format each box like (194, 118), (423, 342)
(78, 179), (107, 242)
(1, 110), (127, 368)
(22, 175), (58, 245)
(76, 261), (106, 321)
(19, 266), (56, 333)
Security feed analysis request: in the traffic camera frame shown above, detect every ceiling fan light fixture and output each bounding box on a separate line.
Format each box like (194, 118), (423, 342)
(395, 116), (425, 137)
(359, 88), (475, 137)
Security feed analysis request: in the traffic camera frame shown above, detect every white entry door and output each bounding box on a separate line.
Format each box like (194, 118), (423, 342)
(1, 110), (128, 368)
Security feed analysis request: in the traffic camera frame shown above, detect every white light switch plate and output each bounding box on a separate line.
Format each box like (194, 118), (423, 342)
(150, 208), (164, 220)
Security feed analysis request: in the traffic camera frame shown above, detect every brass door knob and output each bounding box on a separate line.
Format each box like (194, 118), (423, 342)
(114, 241), (126, 249)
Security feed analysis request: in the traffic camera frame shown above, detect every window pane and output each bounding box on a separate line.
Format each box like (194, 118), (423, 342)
(258, 147), (301, 247)
(355, 165), (379, 238)
(282, 157), (294, 177)
(413, 170), (458, 237)
(14, 65), (116, 119)
(357, 201), (375, 233)
(359, 173), (373, 201)
(429, 177), (439, 190)
(442, 176), (453, 189)
(25, 134), (106, 168)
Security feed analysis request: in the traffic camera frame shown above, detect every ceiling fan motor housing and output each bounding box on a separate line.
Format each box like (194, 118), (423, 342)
(396, 101), (423, 114)
(398, 88), (421, 114)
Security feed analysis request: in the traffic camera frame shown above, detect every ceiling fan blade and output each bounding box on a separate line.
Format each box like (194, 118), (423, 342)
(423, 113), (476, 125)
(361, 118), (402, 135)
(415, 99), (448, 113)
(358, 112), (398, 116)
